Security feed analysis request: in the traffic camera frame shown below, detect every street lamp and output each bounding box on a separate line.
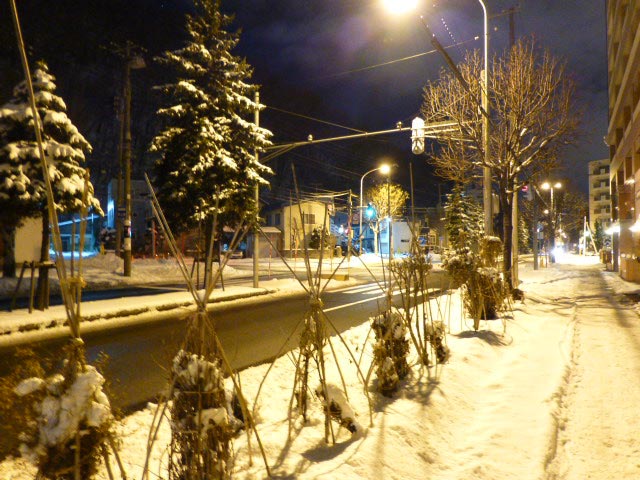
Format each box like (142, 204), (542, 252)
(385, 0), (492, 235)
(541, 181), (562, 261)
(382, 0), (418, 14)
(359, 164), (391, 254)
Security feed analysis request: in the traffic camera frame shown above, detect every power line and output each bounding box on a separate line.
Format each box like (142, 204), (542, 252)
(316, 37), (478, 80)
(266, 105), (366, 133)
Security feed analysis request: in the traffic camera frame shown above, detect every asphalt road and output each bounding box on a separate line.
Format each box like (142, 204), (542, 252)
(0, 272), (294, 311)
(0, 269), (449, 411)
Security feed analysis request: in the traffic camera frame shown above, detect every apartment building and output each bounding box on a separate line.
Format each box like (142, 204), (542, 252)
(588, 159), (612, 231)
(606, 1), (640, 280)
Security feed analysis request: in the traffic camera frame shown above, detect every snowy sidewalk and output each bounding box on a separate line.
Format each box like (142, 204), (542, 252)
(544, 262), (640, 479)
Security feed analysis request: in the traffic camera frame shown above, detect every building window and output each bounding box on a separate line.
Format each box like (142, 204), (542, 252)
(302, 213), (316, 225)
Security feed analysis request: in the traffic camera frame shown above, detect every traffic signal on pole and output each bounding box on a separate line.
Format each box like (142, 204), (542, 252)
(411, 117), (425, 154)
(366, 204), (375, 219)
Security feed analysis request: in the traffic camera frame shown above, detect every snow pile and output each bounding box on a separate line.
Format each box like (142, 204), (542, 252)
(315, 383), (362, 434)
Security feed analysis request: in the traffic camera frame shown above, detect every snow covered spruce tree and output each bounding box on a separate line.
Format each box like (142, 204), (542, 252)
(0, 62), (101, 293)
(149, 1), (271, 478)
(444, 184), (483, 253)
(150, 0), (272, 240)
(442, 185), (506, 329)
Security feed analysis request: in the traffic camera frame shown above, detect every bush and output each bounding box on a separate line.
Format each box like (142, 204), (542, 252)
(371, 309), (410, 396)
(0, 348), (46, 459)
(443, 237), (507, 330)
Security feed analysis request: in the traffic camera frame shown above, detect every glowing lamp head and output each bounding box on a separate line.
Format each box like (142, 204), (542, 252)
(379, 164), (391, 175)
(382, 0), (419, 14)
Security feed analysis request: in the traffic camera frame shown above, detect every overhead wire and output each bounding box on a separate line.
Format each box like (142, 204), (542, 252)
(314, 36), (479, 81)
(265, 105), (367, 133)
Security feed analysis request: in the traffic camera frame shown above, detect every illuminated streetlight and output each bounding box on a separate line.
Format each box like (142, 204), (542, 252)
(359, 164), (391, 254)
(382, 0), (419, 15)
(541, 181), (562, 261)
(384, 0), (492, 235)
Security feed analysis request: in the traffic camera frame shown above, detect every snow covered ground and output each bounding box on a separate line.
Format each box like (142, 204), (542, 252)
(2, 253), (640, 479)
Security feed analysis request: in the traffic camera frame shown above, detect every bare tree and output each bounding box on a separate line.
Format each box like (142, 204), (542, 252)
(365, 182), (409, 254)
(421, 38), (579, 287)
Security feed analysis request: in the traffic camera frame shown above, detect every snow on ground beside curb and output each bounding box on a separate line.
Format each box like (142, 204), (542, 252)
(5, 254), (636, 480)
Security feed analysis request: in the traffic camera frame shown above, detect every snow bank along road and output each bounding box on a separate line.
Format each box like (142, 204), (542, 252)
(0, 279), (447, 411)
(543, 263), (640, 479)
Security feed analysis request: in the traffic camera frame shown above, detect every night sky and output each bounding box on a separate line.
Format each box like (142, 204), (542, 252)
(233, 0), (608, 202)
(0, 0), (608, 208)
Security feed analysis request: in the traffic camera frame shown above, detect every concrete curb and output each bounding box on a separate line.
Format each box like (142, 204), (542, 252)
(0, 287), (276, 348)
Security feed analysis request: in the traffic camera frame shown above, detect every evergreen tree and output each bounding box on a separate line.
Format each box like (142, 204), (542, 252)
(0, 62), (100, 278)
(593, 219), (604, 252)
(444, 184), (483, 251)
(150, 0), (272, 236)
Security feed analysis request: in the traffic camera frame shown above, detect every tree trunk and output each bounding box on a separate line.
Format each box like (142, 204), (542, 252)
(501, 188), (514, 291)
(1, 223), (17, 278)
(36, 208), (51, 310)
(373, 227), (379, 254)
(203, 219), (215, 290)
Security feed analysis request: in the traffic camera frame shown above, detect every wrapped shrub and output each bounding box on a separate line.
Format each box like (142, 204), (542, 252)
(15, 362), (112, 480)
(371, 309), (410, 396)
(169, 349), (241, 480)
(426, 321), (450, 364)
(442, 246), (477, 289)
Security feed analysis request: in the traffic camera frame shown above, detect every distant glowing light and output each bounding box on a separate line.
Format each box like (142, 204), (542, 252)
(605, 223), (620, 235)
(382, 0), (418, 14)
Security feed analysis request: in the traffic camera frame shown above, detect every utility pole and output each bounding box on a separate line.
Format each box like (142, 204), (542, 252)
(532, 185), (539, 270)
(113, 42), (145, 277)
(115, 93), (124, 259)
(253, 92), (260, 288)
(347, 189), (353, 267)
(123, 43), (133, 276)
(508, 7), (518, 284)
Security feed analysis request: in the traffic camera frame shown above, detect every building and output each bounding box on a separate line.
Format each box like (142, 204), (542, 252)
(588, 159), (612, 231)
(264, 200), (332, 255)
(606, 1), (640, 280)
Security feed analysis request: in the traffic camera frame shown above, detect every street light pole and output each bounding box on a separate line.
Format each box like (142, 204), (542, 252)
(478, 0), (493, 236)
(359, 164), (390, 254)
(542, 181), (561, 262)
(402, 0), (492, 235)
(387, 174), (392, 258)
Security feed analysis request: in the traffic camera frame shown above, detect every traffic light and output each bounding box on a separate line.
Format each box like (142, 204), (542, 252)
(411, 117), (425, 154)
(366, 203), (375, 219)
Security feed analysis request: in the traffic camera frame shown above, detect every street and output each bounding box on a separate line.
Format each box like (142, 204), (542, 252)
(1, 269), (449, 411)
